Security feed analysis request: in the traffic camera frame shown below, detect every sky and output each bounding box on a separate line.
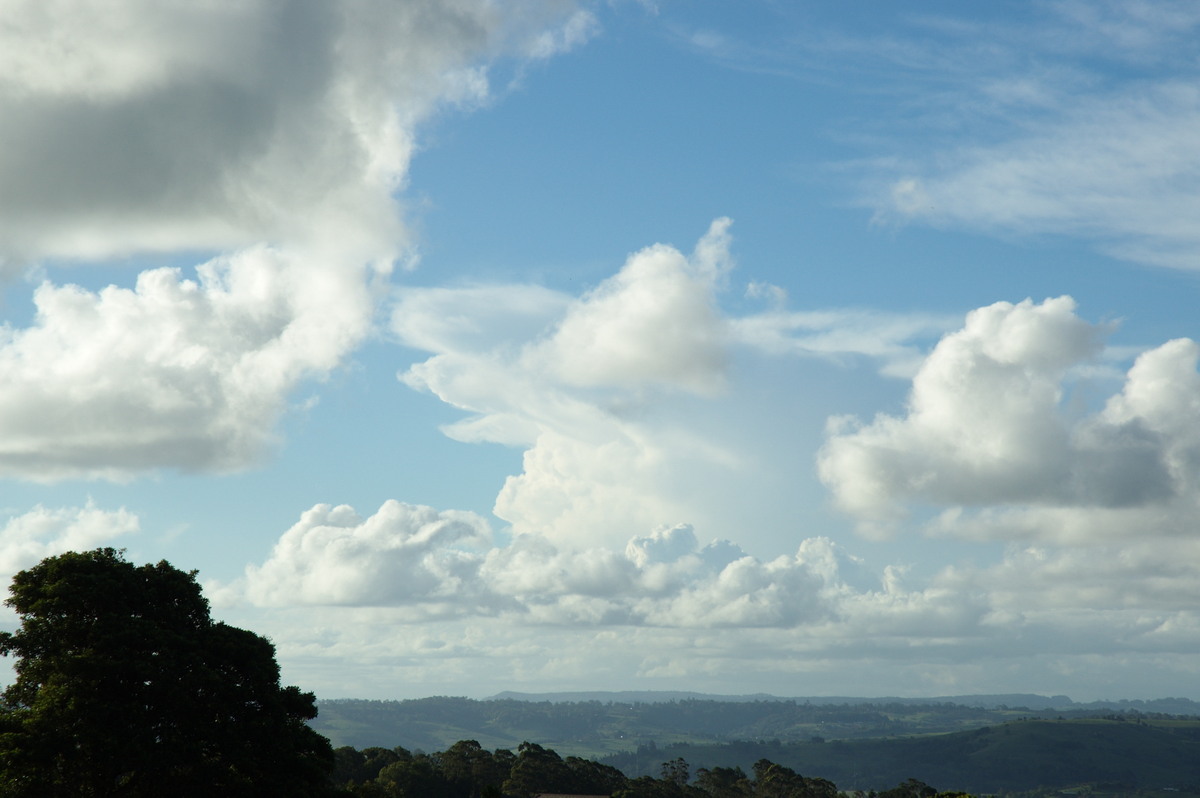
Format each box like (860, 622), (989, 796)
(2, 0), (1200, 703)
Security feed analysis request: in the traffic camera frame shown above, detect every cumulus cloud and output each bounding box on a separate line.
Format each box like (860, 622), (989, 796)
(0, 0), (592, 478)
(0, 246), (378, 479)
(819, 296), (1200, 539)
(0, 0), (589, 262)
(216, 476), (1200, 699)
(0, 503), (139, 576)
(241, 501), (492, 610)
(394, 220), (953, 547)
(230, 498), (1200, 699)
(398, 220), (739, 545)
(527, 218), (734, 394)
(225, 501), (861, 630)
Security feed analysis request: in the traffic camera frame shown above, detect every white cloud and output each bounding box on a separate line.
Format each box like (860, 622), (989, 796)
(230, 502), (1200, 700)
(0, 503), (139, 577)
(214, 480), (1200, 699)
(239, 500), (492, 611)
(852, 4), (1200, 269)
(0, 246), (378, 479)
(881, 84), (1200, 269)
(978, 539), (1200, 614)
(730, 308), (955, 378)
(227, 501), (856, 631)
(398, 220), (739, 546)
(395, 220), (953, 547)
(526, 8), (599, 59)
(819, 296), (1200, 540)
(527, 219), (733, 394)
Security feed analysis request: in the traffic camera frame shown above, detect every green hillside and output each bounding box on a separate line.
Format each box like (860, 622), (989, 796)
(310, 694), (1196, 755)
(602, 718), (1200, 794)
(310, 697), (1200, 795)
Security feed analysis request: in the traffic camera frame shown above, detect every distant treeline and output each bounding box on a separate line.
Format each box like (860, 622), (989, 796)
(329, 739), (963, 797)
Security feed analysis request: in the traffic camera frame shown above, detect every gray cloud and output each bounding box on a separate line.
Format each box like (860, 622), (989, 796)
(0, 1), (591, 477)
(0, 0), (588, 263)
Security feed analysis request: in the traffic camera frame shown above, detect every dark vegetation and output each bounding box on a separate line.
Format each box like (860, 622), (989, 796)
(601, 719), (1200, 794)
(326, 740), (925, 797)
(1, 549), (1198, 797)
(0, 549), (334, 796)
(321, 719), (1200, 797)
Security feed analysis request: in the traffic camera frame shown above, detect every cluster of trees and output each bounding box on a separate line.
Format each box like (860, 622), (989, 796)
(0, 549), (979, 797)
(0, 549), (335, 797)
(329, 741), (968, 798)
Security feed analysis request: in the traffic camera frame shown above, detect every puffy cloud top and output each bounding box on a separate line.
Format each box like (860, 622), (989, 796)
(0, 504), (139, 577)
(227, 501), (853, 630)
(0, 247), (374, 479)
(819, 296), (1200, 534)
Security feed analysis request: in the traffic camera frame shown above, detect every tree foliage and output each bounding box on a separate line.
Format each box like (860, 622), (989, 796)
(328, 741), (980, 798)
(0, 548), (334, 796)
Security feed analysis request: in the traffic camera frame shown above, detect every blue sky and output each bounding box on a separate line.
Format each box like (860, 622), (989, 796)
(3, 0), (1200, 702)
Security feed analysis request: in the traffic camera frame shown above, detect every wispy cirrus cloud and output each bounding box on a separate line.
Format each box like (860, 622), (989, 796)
(855, 3), (1200, 269)
(678, 1), (1200, 271)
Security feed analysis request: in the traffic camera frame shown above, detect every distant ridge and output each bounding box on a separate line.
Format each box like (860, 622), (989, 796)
(487, 690), (1072, 709)
(312, 692), (1200, 752)
(489, 691), (785, 705)
(487, 690), (1199, 713)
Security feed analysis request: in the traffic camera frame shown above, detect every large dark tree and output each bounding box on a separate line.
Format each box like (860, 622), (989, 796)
(0, 548), (334, 797)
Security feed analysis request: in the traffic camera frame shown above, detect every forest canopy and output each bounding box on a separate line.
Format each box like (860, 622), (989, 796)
(0, 548), (334, 797)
